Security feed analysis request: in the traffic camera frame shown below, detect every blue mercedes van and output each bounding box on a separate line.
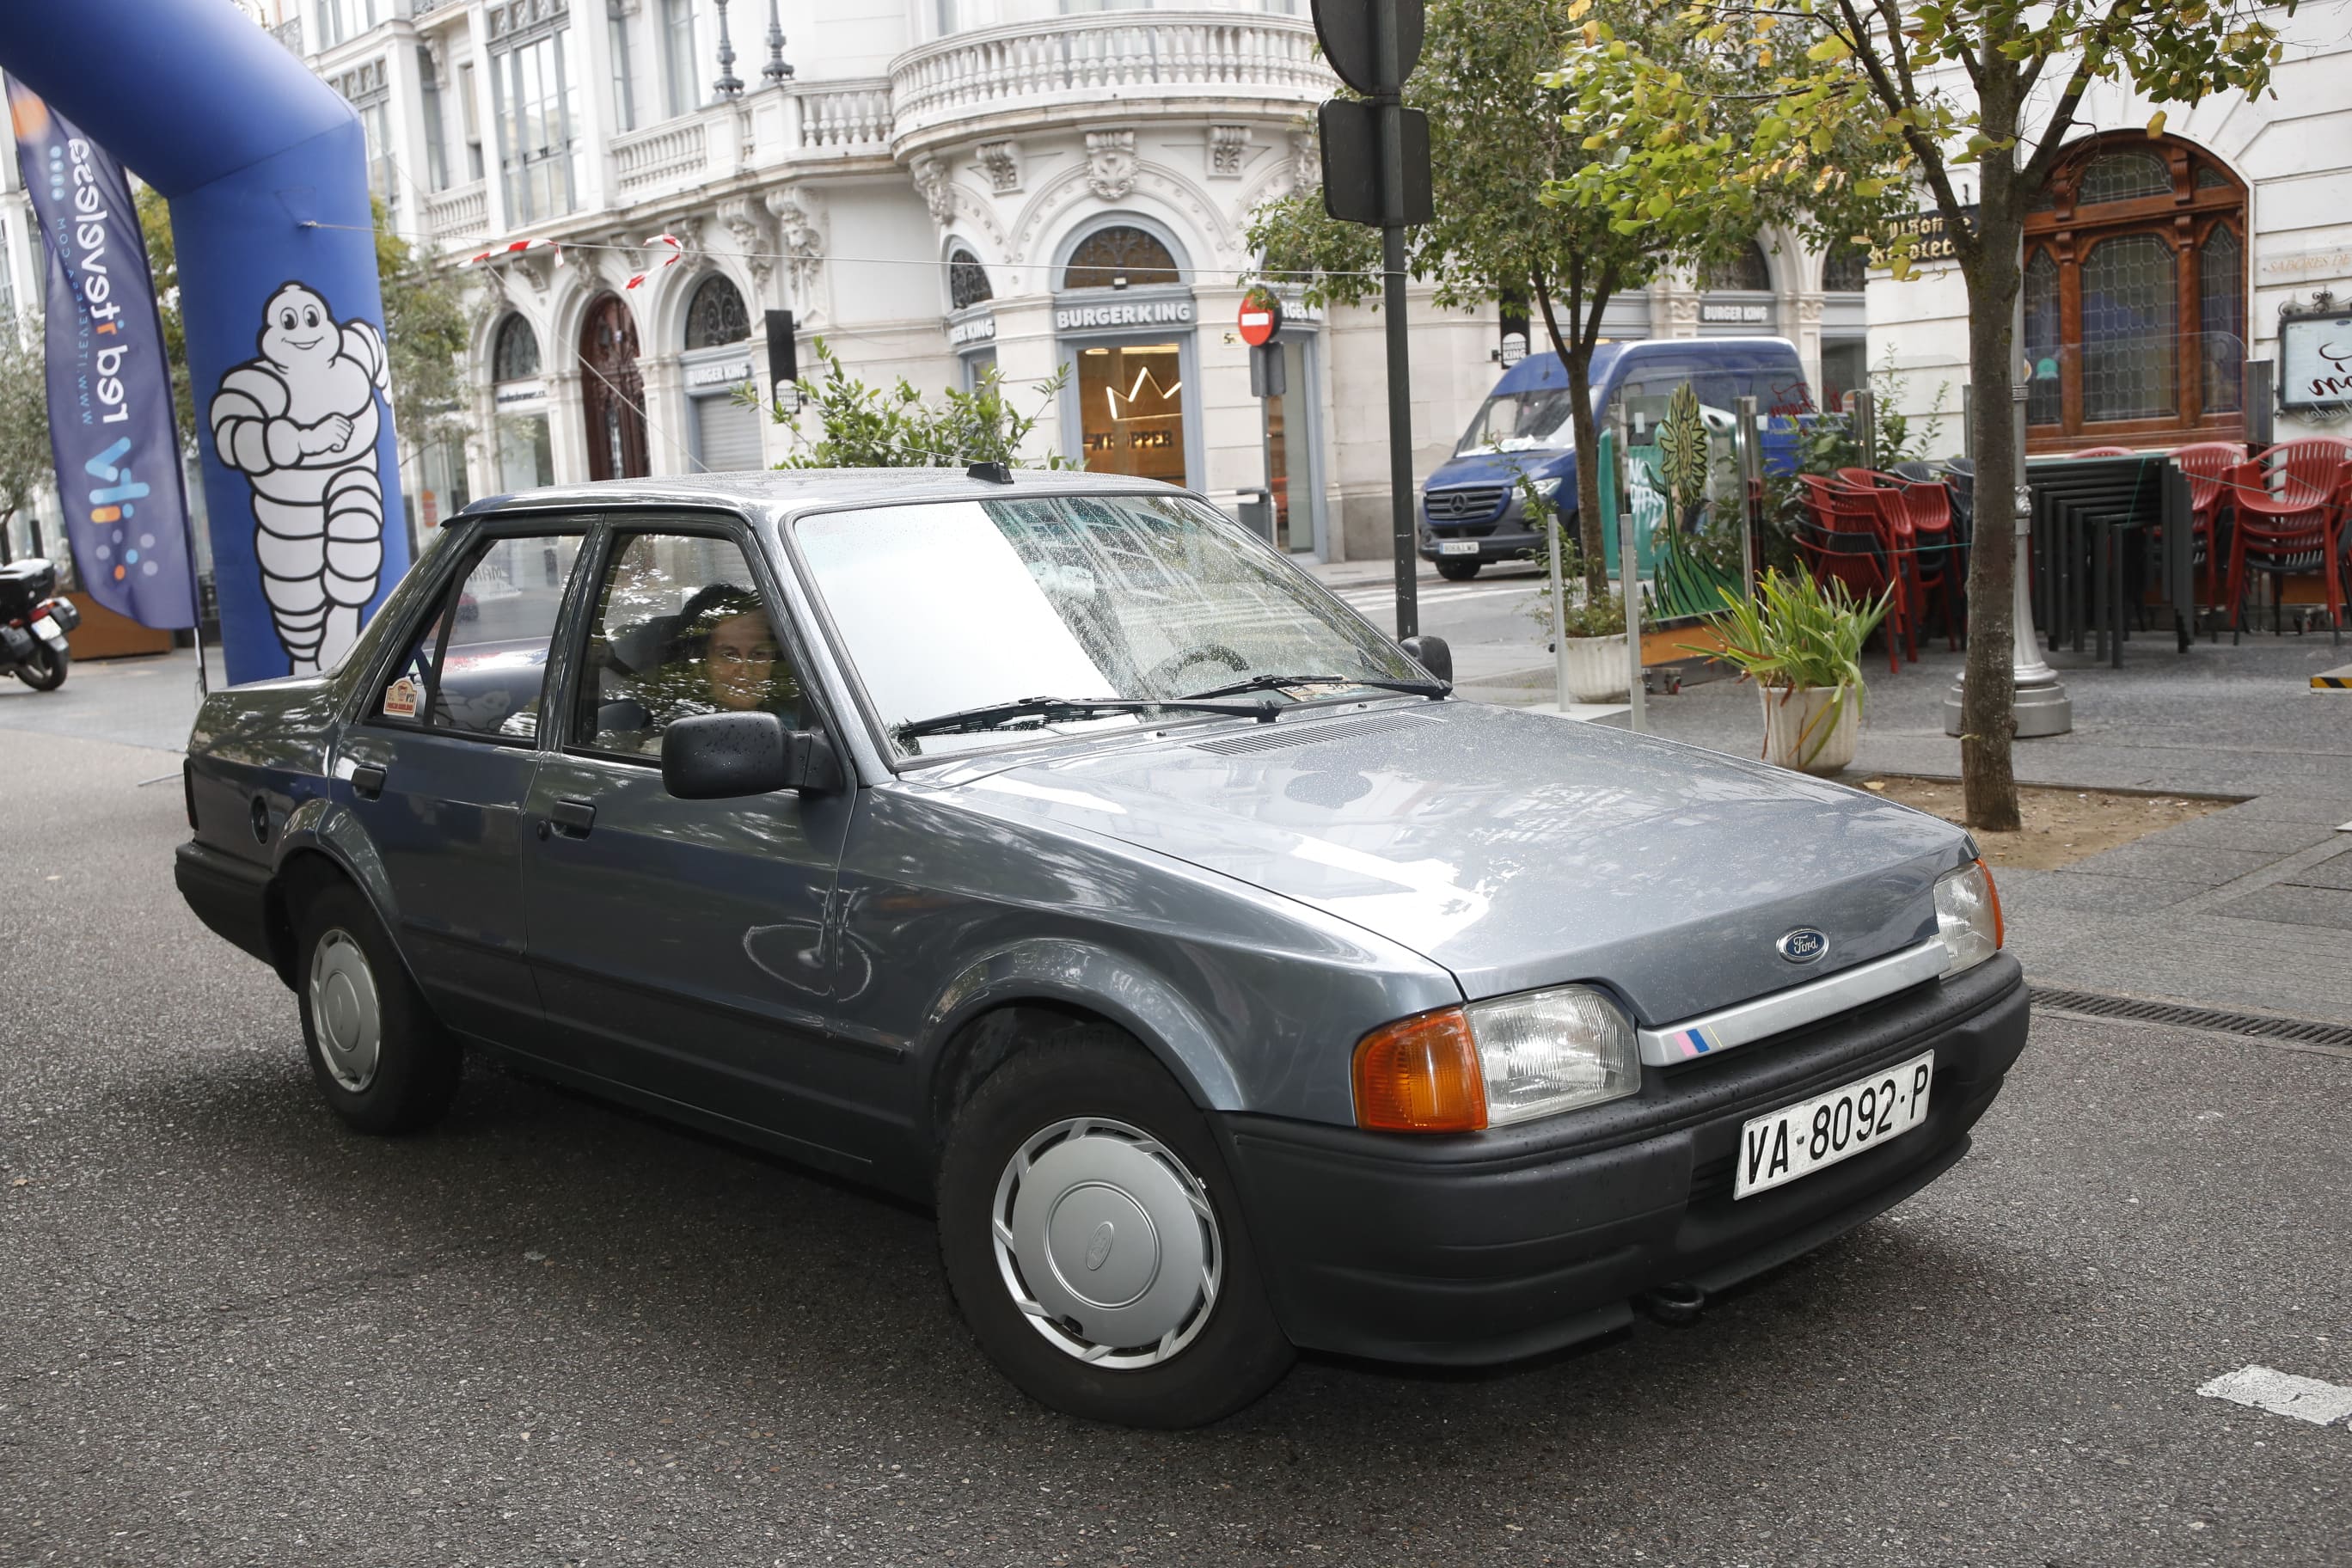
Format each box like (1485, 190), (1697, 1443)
(1420, 338), (1818, 579)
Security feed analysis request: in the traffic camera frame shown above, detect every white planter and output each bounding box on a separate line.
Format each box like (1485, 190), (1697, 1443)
(1559, 633), (1631, 703)
(1760, 683), (1859, 775)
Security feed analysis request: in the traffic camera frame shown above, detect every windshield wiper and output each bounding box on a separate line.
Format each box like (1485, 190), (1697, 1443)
(895, 694), (1272, 742)
(1179, 672), (1450, 701)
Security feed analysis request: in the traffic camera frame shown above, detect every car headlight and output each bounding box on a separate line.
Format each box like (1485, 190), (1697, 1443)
(1353, 983), (1638, 1132)
(1531, 476), (1564, 499)
(1932, 858), (2003, 975)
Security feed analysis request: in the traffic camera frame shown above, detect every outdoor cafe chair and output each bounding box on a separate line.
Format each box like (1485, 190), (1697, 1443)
(2169, 441), (2242, 623)
(2071, 446), (2135, 458)
(1797, 475), (1914, 672)
(2220, 441), (2352, 642)
(1843, 468), (1966, 648)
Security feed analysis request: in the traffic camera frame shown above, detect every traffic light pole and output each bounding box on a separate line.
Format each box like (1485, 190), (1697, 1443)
(1375, 0), (1417, 640)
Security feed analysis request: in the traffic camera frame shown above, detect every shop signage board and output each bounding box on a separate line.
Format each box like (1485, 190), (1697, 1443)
(2279, 314), (2352, 410)
(1054, 299), (1195, 331)
(948, 315), (996, 346)
(1870, 205), (1978, 269)
(686, 358), (754, 388)
(1700, 303), (1769, 324)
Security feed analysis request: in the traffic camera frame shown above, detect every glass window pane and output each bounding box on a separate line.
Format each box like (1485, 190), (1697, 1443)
(573, 534), (801, 758)
(1076, 343), (1185, 481)
(2078, 150), (2171, 205)
(1063, 226), (1180, 291)
(2199, 228), (2245, 414)
(795, 495), (1420, 758)
(377, 536), (584, 739)
(1701, 242), (1772, 292)
(2079, 234), (2177, 423)
(2024, 248), (2062, 426)
(683, 274), (750, 348)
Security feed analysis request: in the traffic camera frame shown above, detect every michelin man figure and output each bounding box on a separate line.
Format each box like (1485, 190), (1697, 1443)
(209, 282), (390, 673)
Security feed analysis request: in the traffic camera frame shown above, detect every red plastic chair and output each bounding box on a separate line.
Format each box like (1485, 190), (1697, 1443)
(1839, 469), (1964, 647)
(2071, 446), (2135, 458)
(2170, 441), (2240, 616)
(1797, 475), (1912, 672)
(2221, 443), (2352, 639)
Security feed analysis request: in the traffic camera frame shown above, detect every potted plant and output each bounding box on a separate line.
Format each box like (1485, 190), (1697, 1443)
(1522, 484), (1643, 703)
(1700, 568), (1890, 775)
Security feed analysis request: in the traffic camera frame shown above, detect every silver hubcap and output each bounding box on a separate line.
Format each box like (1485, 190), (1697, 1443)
(308, 928), (382, 1093)
(990, 1117), (1222, 1369)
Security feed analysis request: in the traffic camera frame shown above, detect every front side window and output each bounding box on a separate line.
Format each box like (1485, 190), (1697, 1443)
(572, 532), (803, 759)
(796, 493), (1421, 759)
(374, 533), (585, 741)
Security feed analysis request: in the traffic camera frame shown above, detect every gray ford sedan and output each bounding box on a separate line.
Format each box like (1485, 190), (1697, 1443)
(176, 469), (2027, 1427)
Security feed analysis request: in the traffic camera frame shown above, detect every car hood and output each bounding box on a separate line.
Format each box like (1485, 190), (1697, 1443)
(933, 701), (1967, 1024)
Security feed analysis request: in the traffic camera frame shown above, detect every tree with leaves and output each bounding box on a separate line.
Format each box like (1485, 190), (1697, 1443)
(756, 339), (1072, 469)
(1560, 0), (2291, 830)
(0, 315), (52, 566)
(1247, 0), (1893, 604)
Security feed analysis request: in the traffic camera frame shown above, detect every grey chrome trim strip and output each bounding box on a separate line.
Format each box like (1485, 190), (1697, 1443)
(1637, 939), (1949, 1066)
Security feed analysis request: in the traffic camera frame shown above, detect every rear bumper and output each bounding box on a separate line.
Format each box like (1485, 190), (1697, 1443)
(175, 841), (280, 974)
(1217, 955), (2029, 1365)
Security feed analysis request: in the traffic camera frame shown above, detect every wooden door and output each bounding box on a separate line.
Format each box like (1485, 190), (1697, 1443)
(579, 295), (650, 481)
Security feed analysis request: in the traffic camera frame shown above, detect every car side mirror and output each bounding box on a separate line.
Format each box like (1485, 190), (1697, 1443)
(661, 712), (844, 799)
(1400, 634), (1453, 683)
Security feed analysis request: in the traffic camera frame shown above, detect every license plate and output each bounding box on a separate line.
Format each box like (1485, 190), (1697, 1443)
(1437, 540), (1480, 556)
(1735, 1050), (1933, 1199)
(31, 615), (60, 640)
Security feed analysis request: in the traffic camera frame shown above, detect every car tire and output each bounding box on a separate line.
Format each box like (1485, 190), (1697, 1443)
(15, 643), (69, 690)
(293, 879), (461, 1135)
(1436, 559), (1481, 581)
(936, 1024), (1295, 1428)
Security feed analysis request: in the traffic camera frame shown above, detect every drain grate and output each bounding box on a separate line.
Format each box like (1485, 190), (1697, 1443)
(2031, 986), (2352, 1050)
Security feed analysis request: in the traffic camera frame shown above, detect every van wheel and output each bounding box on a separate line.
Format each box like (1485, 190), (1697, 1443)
(936, 1026), (1294, 1428)
(293, 879), (461, 1135)
(1436, 559), (1481, 581)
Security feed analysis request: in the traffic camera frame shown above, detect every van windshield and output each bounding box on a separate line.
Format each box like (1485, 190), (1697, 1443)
(1452, 387), (1588, 457)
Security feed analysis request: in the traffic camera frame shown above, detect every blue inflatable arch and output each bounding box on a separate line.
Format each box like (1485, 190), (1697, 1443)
(4, 0), (406, 684)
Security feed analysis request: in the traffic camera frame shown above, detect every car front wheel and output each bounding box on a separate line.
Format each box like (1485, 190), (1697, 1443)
(1436, 558), (1481, 581)
(936, 1026), (1294, 1427)
(293, 879), (461, 1135)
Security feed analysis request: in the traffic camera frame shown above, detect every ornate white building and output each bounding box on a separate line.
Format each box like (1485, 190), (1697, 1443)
(245, 0), (1871, 562)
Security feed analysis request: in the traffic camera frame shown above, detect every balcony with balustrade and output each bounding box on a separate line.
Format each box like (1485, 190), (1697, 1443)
(888, 9), (1332, 160)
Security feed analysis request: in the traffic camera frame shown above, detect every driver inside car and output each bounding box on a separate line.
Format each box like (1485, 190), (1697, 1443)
(595, 585), (800, 754)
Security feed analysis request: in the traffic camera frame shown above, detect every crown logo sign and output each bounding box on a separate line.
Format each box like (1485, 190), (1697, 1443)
(1105, 364), (1183, 423)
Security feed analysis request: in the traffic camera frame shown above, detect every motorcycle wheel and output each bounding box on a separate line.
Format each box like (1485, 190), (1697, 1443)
(15, 644), (68, 691)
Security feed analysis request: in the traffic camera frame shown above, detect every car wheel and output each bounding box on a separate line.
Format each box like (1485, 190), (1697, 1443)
(936, 1026), (1294, 1428)
(293, 879), (461, 1135)
(1436, 559), (1481, 581)
(15, 643), (69, 690)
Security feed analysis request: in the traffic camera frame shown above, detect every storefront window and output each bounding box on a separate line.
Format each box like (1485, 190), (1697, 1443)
(949, 248), (993, 311)
(1077, 344), (1185, 483)
(2024, 134), (2245, 445)
(499, 413), (554, 493)
(493, 314), (542, 381)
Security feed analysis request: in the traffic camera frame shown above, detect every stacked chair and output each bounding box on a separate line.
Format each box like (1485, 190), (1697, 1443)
(1792, 467), (1968, 672)
(2217, 438), (2352, 640)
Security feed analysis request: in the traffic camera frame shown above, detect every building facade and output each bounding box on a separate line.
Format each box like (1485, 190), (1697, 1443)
(1865, 1), (2352, 455)
(272, 0), (1863, 564)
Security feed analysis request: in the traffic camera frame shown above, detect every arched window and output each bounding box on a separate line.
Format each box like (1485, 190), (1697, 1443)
(1062, 225), (1181, 291)
(683, 274), (750, 349)
(2024, 134), (2245, 446)
(1822, 239), (1869, 293)
(948, 247), (993, 311)
(493, 314), (541, 381)
(1702, 242), (1772, 292)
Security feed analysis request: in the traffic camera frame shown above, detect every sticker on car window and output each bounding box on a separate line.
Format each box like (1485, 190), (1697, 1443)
(383, 675), (420, 720)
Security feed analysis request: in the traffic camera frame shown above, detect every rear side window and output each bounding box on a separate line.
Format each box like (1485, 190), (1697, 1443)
(374, 534), (585, 741)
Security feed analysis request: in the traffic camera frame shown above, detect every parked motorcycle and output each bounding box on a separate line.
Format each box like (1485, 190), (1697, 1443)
(0, 559), (80, 691)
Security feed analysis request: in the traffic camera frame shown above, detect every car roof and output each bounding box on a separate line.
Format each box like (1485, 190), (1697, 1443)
(451, 468), (1188, 524)
(1490, 337), (1804, 395)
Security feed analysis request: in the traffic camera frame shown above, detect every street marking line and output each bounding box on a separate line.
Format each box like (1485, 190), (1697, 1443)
(2197, 1365), (2352, 1426)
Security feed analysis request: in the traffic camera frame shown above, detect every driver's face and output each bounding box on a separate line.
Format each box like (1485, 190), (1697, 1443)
(706, 610), (781, 711)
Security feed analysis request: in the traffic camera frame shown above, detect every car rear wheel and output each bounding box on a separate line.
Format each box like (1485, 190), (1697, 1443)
(1436, 559), (1481, 581)
(293, 879), (461, 1135)
(936, 1025), (1294, 1428)
(15, 643), (68, 690)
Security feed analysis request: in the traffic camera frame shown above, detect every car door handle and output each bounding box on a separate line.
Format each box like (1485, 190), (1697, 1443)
(351, 764), (387, 800)
(548, 798), (597, 838)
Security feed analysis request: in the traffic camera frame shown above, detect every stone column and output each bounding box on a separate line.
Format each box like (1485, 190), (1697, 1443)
(547, 368), (588, 484)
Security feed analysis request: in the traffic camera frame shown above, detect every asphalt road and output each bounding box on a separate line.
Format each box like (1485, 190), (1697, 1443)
(5, 729), (2349, 1568)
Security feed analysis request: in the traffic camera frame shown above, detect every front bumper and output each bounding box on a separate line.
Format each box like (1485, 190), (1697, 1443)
(1217, 954), (2029, 1365)
(1418, 522), (1541, 564)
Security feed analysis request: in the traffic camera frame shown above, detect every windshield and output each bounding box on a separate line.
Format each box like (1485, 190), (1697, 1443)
(795, 493), (1424, 758)
(1453, 385), (1595, 456)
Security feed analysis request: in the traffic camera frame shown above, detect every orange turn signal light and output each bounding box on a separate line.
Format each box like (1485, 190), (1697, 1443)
(1353, 1007), (1487, 1132)
(1978, 857), (2004, 951)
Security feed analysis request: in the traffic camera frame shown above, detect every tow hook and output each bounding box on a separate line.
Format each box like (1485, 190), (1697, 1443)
(1639, 1281), (1707, 1326)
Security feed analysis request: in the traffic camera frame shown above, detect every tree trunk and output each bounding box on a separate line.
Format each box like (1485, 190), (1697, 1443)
(1562, 348), (1608, 603)
(1957, 215), (2024, 834)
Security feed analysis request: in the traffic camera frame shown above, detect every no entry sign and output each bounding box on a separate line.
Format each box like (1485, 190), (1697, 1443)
(1238, 294), (1283, 346)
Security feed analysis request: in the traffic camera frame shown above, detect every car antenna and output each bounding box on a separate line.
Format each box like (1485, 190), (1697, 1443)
(966, 460), (1014, 484)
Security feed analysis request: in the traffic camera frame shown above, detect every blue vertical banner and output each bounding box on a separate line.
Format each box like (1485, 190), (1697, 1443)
(6, 80), (196, 629)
